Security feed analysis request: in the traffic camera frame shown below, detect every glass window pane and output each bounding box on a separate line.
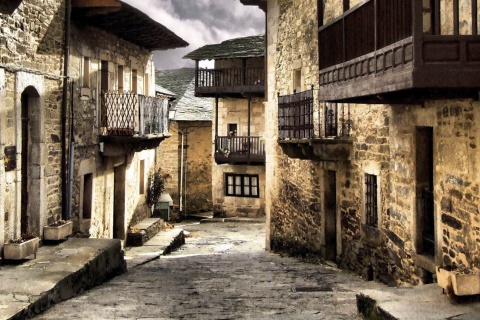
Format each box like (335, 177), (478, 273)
(244, 185), (250, 195)
(252, 186), (258, 196)
(251, 176), (258, 187)
(236, 176), (242, 186)
(228, 186), (234, 195)
(235, 185), (241, 195)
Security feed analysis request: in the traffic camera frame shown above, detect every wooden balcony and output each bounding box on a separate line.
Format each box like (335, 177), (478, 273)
(278, 88), (352, 161)
(319, 0), (480, 103)
(99, 92), (170, 156)
(194, 67), (265, 98)
(215, 136), (265, 165)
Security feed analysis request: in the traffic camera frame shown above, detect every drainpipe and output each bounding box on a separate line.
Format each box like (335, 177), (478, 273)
(61, 0), (72, 221)
(66, 81), (75, 220)
(179, 131), (184, 215)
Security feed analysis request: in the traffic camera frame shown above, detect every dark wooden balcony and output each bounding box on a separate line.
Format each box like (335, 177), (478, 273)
(319, 0), (480, 103)
(215, 136), (265, 165)
(99, 92), (170, 156)
(195, 67), (265, 98)
(278, 88), (352, 161)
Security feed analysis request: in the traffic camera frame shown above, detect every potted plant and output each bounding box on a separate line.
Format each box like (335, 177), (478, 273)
(436, 266), (480, 297)
(43, 219), (73, 241)
(3, 234), (40, 260)
(146, 168), (171, 217)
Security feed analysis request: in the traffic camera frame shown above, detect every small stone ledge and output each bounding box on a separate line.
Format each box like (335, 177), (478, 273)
(356, 294), (398, 320)
(126, 218), (165, 247)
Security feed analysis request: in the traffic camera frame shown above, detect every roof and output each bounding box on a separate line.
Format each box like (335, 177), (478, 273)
(155, 85), (176, 97)
(183, 34), (265, 61)
(240, 0), (267, 12)
(156, 68), (212, 122)
(71, 0), (188, 51)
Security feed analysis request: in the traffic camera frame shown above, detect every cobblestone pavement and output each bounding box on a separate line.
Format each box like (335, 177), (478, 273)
(35, 222), (375, 320)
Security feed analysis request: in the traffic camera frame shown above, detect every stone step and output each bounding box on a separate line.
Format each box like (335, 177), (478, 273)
(126, 218), (166, 247)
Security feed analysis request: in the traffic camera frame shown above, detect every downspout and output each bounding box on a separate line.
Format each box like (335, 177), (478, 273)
(179, 131), (184, 215)
(183, 130), (187, 220)
(61, 0), (72, 220)
(66, 81), (75, 220)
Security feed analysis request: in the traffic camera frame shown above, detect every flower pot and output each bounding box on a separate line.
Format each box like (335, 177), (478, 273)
(436, 266), (480, 296)
(43, 220), (73, 240)
(3, 237), (40, 260)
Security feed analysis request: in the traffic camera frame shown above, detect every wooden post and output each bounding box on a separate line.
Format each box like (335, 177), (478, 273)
(412, 0), (424, 68)
(453, 0), (459, 35)
(473, 0), (478, 35)
(195, 60), (199, 89)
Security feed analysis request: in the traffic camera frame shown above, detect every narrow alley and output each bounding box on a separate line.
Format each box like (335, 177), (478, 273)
(34, 222), (370, 319)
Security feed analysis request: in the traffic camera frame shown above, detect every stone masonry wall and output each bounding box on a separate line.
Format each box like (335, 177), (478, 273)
(68, 23), (157, 239)
(212, 96), (266, 218)
(159, 121), (212, 219)
(0, 1), (65, 246)
(266, 0), (480, 286)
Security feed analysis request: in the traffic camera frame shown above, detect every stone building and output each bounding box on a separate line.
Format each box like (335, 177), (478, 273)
(156, 68), (213, 219)
(0, 0), (187, 252)
(184, 35), (267, 218)
(244, 0), (480, 287)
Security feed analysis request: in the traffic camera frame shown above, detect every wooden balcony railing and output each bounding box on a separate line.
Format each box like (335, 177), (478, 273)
(100, 92), (169, 137)
(214, 136), (265, 164)
(195, 67), (265, 97)
(277, 88), (352, 161)
(318, 0), (480, 103)
(278, 88), (315, 140)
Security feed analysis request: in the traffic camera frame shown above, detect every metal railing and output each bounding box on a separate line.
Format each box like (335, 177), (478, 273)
(278, 88), (315, 139)
(324, 102), (351, 138)
(196, 67), (264, 88)
(100, 91), (169, 136)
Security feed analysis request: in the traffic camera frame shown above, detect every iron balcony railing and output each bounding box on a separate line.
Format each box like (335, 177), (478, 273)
(196, 67), (264, 88)
(417, 188), (435, 257)
(278, 87), (351, 140)
(100, 91), (169, 137)
(278, 88), (315, 139)
(215, 136), (265, 163)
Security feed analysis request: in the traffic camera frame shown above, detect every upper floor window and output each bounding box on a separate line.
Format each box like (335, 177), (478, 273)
(132, 69), (138, 94)
(365, 173), (378, 228)
(293, 69), (302, 92)
(82, 57), (90, 88)
(117, 65), (124, 92)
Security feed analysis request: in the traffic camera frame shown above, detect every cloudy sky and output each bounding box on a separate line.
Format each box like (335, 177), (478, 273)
(122, 0), (265, 71)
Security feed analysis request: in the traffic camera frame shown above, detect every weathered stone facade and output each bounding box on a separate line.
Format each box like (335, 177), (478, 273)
(264, 0), (480, 287)
(0, 1), (65, 248)
(212, 96), (266, 218)
(159, 120), (212, 219)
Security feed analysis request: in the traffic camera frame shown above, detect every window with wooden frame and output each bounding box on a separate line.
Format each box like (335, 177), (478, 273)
(82, 173), (93, 219)
(139, 160), (145, 195)
(132, 69), (138, 94)
(117, 65), (124, 92)
(82, 56), (90, 88)
(365, 173), (378, 228)
(225, 173), (259, 198)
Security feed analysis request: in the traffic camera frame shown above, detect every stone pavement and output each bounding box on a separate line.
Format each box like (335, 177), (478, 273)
(0, 238), (125, 320)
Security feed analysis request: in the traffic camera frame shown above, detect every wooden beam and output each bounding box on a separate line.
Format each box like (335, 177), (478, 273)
(72, 0), (121, 8)
(473, 0), (478, 35)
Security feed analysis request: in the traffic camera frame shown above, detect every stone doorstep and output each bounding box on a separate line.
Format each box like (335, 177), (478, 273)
(126, 218), (166, 247)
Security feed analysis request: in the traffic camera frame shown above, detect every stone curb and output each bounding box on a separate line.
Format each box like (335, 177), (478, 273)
(200, 217), (265, 224)
(127, 229), (185, 269)
(356, 293), (398, 320)
(4, 239), (126, 320)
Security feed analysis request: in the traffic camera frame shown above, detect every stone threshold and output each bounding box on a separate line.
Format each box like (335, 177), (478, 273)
(126, 218), (166, 247)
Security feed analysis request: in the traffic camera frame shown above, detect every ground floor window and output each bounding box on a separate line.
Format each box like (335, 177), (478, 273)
(225, 173), (259, 198)
(365, 173), (378, 228)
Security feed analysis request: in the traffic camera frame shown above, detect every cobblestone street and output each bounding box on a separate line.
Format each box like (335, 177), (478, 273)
(35, 222), (372, 319)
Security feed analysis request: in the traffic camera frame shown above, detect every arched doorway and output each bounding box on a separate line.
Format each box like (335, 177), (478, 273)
(20, 86), (41, 235)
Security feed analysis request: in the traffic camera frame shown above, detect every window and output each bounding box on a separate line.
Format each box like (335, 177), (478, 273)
(117, 65), (124, 92)
(82, 173), (93, 219)
(139, 160), (145, 195)
(293, 69), (302, 92)
(365, 174), (378, 227)
(144, 73), (149, 95)
(225, 174), (259, 198)
(228, 123), (238, 136)
(132, 69), (138, 94)
(82, 57), (90, 88)
(101, 60), (109, 92)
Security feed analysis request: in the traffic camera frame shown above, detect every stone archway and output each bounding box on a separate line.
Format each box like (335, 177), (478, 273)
(20, 86), (42, 236)
(14, 71), (46, 239)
